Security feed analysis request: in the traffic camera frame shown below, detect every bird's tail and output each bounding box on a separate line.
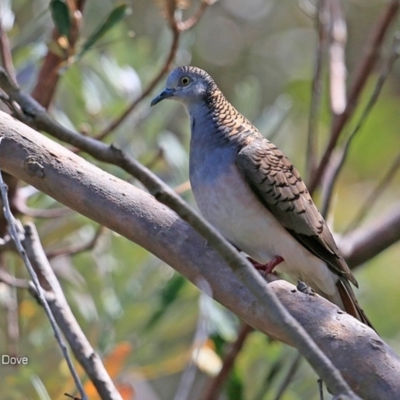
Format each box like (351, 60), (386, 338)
(336, 277), (375, 331)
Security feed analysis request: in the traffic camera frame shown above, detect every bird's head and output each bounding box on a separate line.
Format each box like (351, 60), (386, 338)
(151, 66), (216, 108)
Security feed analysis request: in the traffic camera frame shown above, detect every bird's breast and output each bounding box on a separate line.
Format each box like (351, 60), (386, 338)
(189, 151), (338, 298)
(190, 154), (286, 261)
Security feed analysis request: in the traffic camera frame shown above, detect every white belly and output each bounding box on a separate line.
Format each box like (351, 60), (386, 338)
(192, 164), (339, 298)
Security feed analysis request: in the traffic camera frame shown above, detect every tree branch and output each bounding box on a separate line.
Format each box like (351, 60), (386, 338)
(23, 223), (122, 400)
(0, 74), (362, 397)
(96, 0), (213, 140)
(0, 12), (16, 83)
(306, 0), (329, 181)
(320, 32), (400, 217)
(344, 153), (400, 234)
(328, 0), (347, 116)
(0, 112), (398, 399)
(31, 0), (86, 108)
(202, 323), (253, 400)
(340, 204), (400, 268)
(0, 166), (87, 400)
(309, 0), (400, 193)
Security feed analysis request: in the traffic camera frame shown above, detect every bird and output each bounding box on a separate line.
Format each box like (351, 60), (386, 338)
(151, 66), (373, 329)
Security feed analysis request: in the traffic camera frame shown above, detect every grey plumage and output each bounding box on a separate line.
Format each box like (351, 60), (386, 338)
(151, 66), (373, 329)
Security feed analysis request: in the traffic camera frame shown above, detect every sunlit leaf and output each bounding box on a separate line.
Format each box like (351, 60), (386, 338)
(226, 368), (244, 400)
(146, 274), (186, 328)
(78, 4), (130, 59)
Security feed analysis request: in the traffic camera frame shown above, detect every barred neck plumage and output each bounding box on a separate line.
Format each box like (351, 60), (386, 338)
(197, 87), (263, 148)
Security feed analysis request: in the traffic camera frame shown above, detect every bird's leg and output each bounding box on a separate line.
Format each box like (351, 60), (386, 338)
(248, 256), (284, 274)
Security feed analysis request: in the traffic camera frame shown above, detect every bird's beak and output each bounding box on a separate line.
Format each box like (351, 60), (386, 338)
(150, 88), (176, 106)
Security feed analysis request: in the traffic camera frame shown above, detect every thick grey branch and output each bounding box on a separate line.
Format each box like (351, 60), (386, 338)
(0, 70), (358, 397)
(0, 112), (399, 399)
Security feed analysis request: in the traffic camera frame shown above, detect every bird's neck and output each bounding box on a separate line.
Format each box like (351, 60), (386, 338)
(188, 90), (260, 150)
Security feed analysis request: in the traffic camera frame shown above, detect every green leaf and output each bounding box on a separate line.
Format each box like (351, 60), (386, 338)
(146, 274), (186, 329)
(50, 0), (71, 37)
(227, 368), (244, 400)
(78, 4), (129, 58)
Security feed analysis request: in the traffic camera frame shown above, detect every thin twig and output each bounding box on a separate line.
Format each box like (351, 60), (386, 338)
(306, 0), (329, 181)
(0, 69), (361, 399)
(273, 353), (302, 400)
(0, 172), (19, 237)
(309, 0), (400, 194)
(340, 204), (400, 268)
(174, 281), (212, 400)
(0, 110), (395, 397)
(0, 268), (30, 288)
(145, 147), (165, 170)
(320, 32), (400, 217)
(318, 379), (324, 400)
(31, 0), (87, 108)
(345, 153), (400, 234)
(174, 180), (191, 195)
(176, 0), (214, 31)
(23, 222), (122, 400)
(0, 9), (16, 83)
(18, 205), (73, 218)
(95, 28), (180, 140)
(202, 323), (253, 400)
(0, 165), (88, 400)
(5, 280), (19, 357)
(328, 0), (347, 115)
(95, 0), (213, 140)
(47, 225), (105, 259)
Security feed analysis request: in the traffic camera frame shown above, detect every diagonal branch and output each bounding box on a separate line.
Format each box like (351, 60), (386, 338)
(309, 0), (400, 194)
(340, 204), (400, 269)
(46, 225), (105, 259)
(23, 223), (122, 400)
(0, 12), (16, 83)
(0, 115), (397, 399)
(96, 0), (213, 140)
(273, 353), (302, 400)
(95, 28), (180, 140)
(0, 93), (364, 398)
(328, 0), (347, 116)
(344, 153), (400, 234)
(0, 268), (30, 288)
(0, 166), (88, 400)
(176, 0), (214, 31)
(320, 32), (400, 217)
(202, 323), (253, 400)
(306, 0), (329, 181)
(31, 0), (87, 108)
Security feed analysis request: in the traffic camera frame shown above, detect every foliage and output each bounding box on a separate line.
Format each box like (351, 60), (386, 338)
(0, 0), (399, 399)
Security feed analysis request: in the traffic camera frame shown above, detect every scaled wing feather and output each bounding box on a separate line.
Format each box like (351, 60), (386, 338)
(236, 138), (357, 286)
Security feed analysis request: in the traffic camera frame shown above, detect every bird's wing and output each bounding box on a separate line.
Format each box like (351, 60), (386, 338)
(236, 138), (357, 286)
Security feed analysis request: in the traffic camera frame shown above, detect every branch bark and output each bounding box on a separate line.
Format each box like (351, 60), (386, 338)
(0, 70), (359, 397)
(23, 223), (122, 400)
(309, 0), (400, 193)
(0, 112), (399, 399)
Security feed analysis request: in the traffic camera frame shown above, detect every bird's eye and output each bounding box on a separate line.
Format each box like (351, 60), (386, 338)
(180, 76), (191, 86)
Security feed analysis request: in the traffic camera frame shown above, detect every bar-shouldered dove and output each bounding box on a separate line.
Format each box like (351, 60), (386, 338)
(151, 66), (373, 329)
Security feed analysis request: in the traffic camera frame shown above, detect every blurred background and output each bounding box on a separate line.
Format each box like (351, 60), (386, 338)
(0, 0), (400, 399)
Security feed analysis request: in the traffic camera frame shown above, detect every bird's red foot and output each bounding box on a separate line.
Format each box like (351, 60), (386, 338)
(249, 256), (284, 274)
